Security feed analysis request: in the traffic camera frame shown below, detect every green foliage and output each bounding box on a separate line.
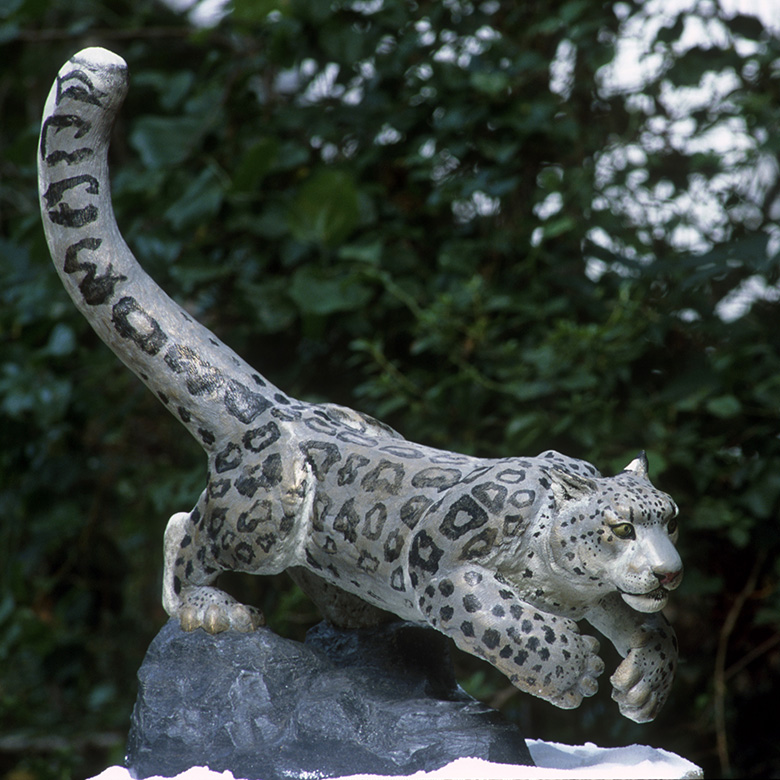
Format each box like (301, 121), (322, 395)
(2, 1), (780, 777)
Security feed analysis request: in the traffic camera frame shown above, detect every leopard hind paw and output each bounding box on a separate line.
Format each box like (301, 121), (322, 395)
(175, 586), (265, 634)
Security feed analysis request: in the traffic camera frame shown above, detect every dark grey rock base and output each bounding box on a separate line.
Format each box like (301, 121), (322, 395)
(125, 619), (533, 779)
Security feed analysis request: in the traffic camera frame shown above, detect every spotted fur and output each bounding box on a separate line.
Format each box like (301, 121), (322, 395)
(38, 48), (683, 723)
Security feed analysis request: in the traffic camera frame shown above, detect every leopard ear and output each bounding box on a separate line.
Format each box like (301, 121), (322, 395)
(621, 451), (649, 479)
(549, 467), (597, 504)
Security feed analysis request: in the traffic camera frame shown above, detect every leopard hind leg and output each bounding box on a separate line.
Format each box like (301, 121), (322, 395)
(162, 509), (264, 633)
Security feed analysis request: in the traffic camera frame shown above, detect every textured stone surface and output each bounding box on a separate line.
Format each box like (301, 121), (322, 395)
(125, 619), (533, 779)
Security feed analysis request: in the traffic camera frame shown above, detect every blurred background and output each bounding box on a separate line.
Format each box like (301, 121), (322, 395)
(2, 0), (780, 777)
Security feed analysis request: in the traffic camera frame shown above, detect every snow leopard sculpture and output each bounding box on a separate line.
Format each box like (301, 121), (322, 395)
(38, 48), (683, 724)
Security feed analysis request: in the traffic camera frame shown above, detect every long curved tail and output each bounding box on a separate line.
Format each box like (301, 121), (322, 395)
(38, 48), (283, 453)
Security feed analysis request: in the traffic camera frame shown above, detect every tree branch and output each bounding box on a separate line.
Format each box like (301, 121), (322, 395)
(714, 553), (766, 777)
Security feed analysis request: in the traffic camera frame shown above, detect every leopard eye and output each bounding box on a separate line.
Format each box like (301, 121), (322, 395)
(610, 522), (636, 540)
(667, 517), (678, 535)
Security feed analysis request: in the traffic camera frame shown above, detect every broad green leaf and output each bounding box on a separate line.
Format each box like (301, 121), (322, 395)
(165, 168), (224, 230)
(705, 394), (741, 419)
(338, 240), (383, 265)
(288, 266), (372, 315)
(287, 169), (360, 247)
(240, 279), (298, 332)
(321, 20), (369, 63)
(542, 216), (575, 239)
(232, 137), (279, 193)
(130, 116), (207, 168)
(133, 70), (195, 110)
(470, 71), (509, 97)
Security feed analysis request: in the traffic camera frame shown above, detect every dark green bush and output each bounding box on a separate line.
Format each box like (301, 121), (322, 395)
(2, 1), (779, 777)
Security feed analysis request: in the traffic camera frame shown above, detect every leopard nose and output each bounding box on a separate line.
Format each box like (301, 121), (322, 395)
(655, 568), (683, 589)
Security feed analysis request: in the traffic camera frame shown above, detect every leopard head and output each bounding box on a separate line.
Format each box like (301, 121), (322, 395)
(548, 452), (682, 614)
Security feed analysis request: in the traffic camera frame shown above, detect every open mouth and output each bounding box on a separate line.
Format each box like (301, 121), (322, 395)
(619, 586), (669, 613)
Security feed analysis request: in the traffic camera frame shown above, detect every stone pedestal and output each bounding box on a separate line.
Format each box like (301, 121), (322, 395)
(125, 619), (533, 779)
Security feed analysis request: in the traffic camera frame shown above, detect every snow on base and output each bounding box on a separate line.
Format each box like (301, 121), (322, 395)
(89, 740), (703, 780)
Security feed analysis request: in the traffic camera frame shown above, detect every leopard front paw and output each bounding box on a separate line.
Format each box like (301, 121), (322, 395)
(610, 643), (674, 722)
(176, 586), (265, 634)
(548, 632), (605, 709)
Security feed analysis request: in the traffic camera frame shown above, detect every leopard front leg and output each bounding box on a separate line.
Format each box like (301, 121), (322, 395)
(163, 510), (264, 633)
(586, 593), (678, 722)
(416, 566), (604, 710)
